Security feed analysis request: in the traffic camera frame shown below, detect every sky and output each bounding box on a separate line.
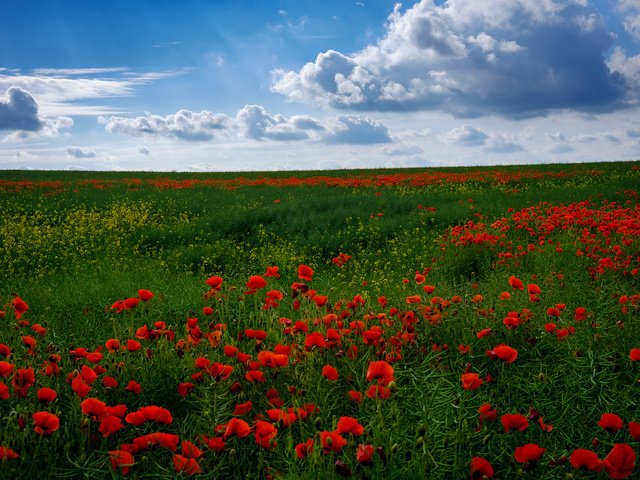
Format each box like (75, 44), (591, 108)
(1, 0), (640, 171)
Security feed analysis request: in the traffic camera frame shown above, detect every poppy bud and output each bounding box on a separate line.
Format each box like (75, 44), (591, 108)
(415, 437), (423, 447)
(391, 443), (399, 454)
(388, 381), (397, 392)
(314, 417), (322, 428)
(417, 424), (427, 436)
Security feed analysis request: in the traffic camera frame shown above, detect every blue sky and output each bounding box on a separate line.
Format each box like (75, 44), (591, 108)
(1, 0), (639, 171)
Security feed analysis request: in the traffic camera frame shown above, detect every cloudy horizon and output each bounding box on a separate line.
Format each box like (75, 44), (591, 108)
(1, 0), (639, 171)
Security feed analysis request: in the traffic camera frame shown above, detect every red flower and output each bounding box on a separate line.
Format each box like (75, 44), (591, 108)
(178, 382), (195, 397)
(629, 421), (640, 441)
(205, 276), (223, 290)
(126, 339), (142, 352)
(295, 439), (314, 458)
(37, 387), (57, 403)
(298, 264), (314, 281)
(0, 446), (19, 460)
(201, 435), (225, 453)
(320, 431), (347, 453)
(181, 440), (203, 458)
(264, 266), (280, 278)
(233, 400), (253, 416)
(125, 380), (142, 394)
(32, 411), (59, 436)
(629, 348), (640, 361)
(509, 275), (524, 290)
(478, 404), (497, 422)
(570, 449), (603, 472)
(337, 416), (364, 436)
(501, 413), (528, 432)
(490, 344), (518, 363)
(12, 296), (28, 319)
(173, 454), (201, 476)
(461, 373), (482, 391)
(0, 361), (14, 378)
(348, 390), (363, 403)
(109, 450), (135, 476)
(514, 443), (545, 464)
(322, 365), (339, 381)
(603, 443), (636, 480)
(470, 456), (494, 479)
(99, 415), (123, 437)
(366, 360), (394, 385)
(254, 420), (278, 449)
(356, 444), (375, 465)
(138, 289), (154, 301)
(246, 275), (267, 291)
(223, 418), (251, 439)
(598, 413), (624, 433)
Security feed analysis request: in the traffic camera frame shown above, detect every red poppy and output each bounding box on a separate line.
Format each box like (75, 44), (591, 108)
(501, 413), (528, 432)
(305, 332), (327, 350)
(357, 444), (375, 465)
(0, 361), (14, 378)
(181, 440), (203, 458)
(348, 390), (363, 403)
(366, 360), (394, 385)
(125, 380), (142, 394)
(298, 264), (314, 281)
(254, 420), (278, 449)
(320, 431), (347, 453)
(32, 411), (59, 436)
(12, 367), (35, 398)
(246, 275), (267, 291)
(205, 276), (223, 290)
(295, 439), (314, 458)
(629, 421), (640, 441)
(570, 449), (603, 472)
(630, 348), (640, 361)
(81, 397), (108, 419)
(173, 454), (201, 476)
(514, 443), (545, 464)
(478, 404), (497, 422)
(598, 413), (624, 433)
(476, 328), (492, 339)
(99, 415), (123, 437)
(0, 446), (19, 460)
(470, 456), (494, 479)
(138, 289), (154, 301)
(123, 297), (140, 309)
(337, 416), (364, 436)
(603, 443), (636, 480)
(322, 365), (339, 381)
(36, 387), (57, 403)
(201, 435), (225, 453)
(109, 450), (135, 476)
(0, 382), (8, 400)
(126, 339), (142, 352)
(461, 373), (483, 391)
(223, 418), (251, 439)
(264, 266), (280, 278)
(12, 296), (28, 319)
(233, 400), (253, 416)
(509, 275), (524, 290)
(490, 344), (518, 363)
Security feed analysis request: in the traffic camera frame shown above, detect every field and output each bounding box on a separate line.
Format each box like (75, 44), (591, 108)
(1, 161), (640, 479)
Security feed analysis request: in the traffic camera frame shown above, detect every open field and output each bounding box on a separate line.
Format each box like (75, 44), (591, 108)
(1, 161), (640, 478)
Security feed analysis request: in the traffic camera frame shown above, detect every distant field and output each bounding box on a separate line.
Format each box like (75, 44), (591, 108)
(0, 161), (639, 478)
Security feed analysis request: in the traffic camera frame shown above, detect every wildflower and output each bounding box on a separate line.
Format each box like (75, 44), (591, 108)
(298, 264), (314, 281)
(322, 365), (339, 381)
(138, 289), (154, 301)
(598, 413), (624, 433)
(109, 450), (135, 476)
(357, 444), (375, 465)
(570, 449), (603, 472)
(490, 344), (518, 363)
(470, 456), (494, 478)
(223, 418), (251, 439)
(501, 413), (528, 432)
(366, 360), (394, 385)
(0, 446), (19, 460)
(514, 443), (545, 464)
(173, 454), (201, 476)
(509, 275), (524, 290)
(295, 439), (314, 458)
(36, 387), (57, 403)
(246, 275), (267, 291)
(320, 431), (347, 453)
(337, 416), (364, 436)
(461, 373), (482, 391)
(603, 443), (636, 479)
(33, 411), (59, 436)
(254, 420), (278, 449)
(99, 416), (123, 437)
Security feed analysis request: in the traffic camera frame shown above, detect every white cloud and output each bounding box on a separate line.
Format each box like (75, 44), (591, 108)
(446, 124), (488, 146)
(271, 0), (626, 117)
(66, 147), (96, 159)
(324, 115), (393, 144)
(137, 145), (151, 155)
(103, 110), (233, 141)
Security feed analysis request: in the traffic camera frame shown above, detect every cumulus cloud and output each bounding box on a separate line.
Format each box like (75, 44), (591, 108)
(382, 144), (424, 156)
(323, 115), (393, 144)
(137, 145), (151, 155)
(103, 110), (233, 141)
(0, 87), (73, 141)
(66, 147), (96, 159)
(446, 124), (488, 146)
(236, 105), (317, 141)
(271, 0), (628, 117)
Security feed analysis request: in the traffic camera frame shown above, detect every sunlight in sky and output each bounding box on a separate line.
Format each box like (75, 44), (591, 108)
(0, 0), (639, 170)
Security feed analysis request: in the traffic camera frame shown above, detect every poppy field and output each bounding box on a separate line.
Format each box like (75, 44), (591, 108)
(1, 161), (640, 479)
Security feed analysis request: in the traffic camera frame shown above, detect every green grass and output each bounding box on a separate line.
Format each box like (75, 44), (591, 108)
(0, 161), (639, 478)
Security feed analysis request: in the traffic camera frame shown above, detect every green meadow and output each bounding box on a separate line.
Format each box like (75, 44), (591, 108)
(0, 161), (639, 478)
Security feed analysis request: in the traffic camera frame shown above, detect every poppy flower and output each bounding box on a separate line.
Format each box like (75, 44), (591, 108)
(490, 344), (518, 363)
(81, 397), (108, 419)
(501, 413), (528, 432)
(598, 413), (624, 433)
(264, 266), (280, 278)
(109, 450), (135, 476)
(181, 440), (203, 459)
(322, 365), (339, 381)
(178, 382), (195, 397)
(366, 360), (394, 385)
(337, 416), (364, 436)
(470, 456), (494, 479)
(298, 264), (314, 281)
(0, 361), (14, 378)
(320, 431), (347, 453)
(0, 382), (8, 400)
(630, 348), (640, 361)
(478, 404), (497, 422)
(570, 449), (603, 472)
(246, 275), (267, 291)
(126, 339), (142, 352)
(205, 276), (223, 290)
(603, 443), (636, 480)
(629, 421), (640, 441)
(305, 332), (326, 350)
(509, 275), (524, 290)
(123, 297), (140, 310)
(348, 390), (363, 403)
(223, 418), (251, 439)
(357, 444), (375, 465)
(36, 387), (57, 403)
(201, 435), (225, 453)
(254, 420), (278, 449)
(138, 289), (154, 301)
(173, 454), (201, 476)
(99, 415), (123, 437)
(461, 373), (482, 391)
(33, 411), (59, 436)
(295, 439), (314, 459)
(125, 380), (142, 394)
(12, 296), (28, 319)
(514, 443), (545, 464)
(0, 447), (19, 460)
(476, 328), (492, 339)
(233, 400), (253, 416)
